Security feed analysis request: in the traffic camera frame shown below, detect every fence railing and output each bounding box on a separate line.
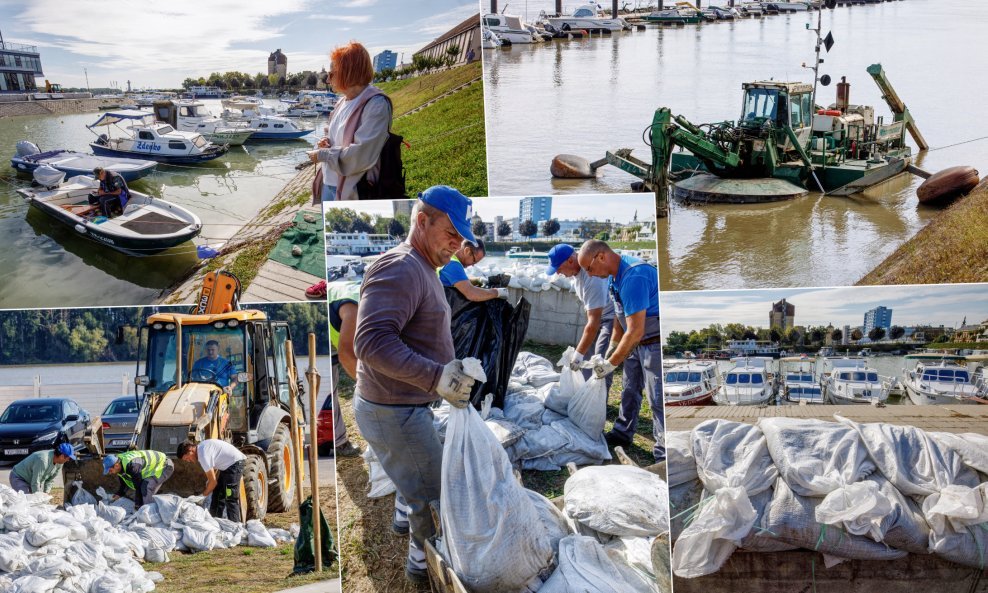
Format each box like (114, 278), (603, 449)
(0, 375), (132, 416)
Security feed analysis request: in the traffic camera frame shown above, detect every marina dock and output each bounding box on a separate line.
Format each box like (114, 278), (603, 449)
(667, 403), (988, 433)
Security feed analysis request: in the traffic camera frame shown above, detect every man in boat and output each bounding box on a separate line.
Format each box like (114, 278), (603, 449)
(545, 243), (615, 392)
(103, 449), (175, 509)
(352, 185), (478, 584)
(191, 339), (237, 392)
(88, 167), (130, 218)
(438, 238), (509, 302)
(578, 239), (665, 462)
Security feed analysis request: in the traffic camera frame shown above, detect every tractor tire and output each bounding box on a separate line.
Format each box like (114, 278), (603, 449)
(244, 454), (268, 522)
(266, 423), (296, 513)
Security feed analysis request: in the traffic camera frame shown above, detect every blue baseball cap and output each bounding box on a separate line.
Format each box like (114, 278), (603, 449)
(57, 442), (77, 461)
(546, 244), (575, 275)
(418, 186), (477, 245)
(102, 454), (119, 474)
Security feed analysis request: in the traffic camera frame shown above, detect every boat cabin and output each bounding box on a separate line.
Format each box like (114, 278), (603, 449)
(918, 364), (971, 384)
(740, 81), (814, 132)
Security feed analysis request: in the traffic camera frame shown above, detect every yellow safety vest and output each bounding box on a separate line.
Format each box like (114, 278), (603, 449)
(327, 281), (361, 350)
(115, 450), (168, 490)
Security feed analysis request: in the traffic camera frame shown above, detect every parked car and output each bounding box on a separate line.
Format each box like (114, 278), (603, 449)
(101, 396), (141, 451)
(0, 398), (92, 463)
(317, 394), (334, 457)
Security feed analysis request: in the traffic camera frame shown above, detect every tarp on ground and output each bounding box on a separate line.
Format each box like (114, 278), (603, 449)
(267, 210), (326, 277)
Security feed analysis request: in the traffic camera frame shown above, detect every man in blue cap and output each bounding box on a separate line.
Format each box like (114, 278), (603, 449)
(103, 449), (175, 509)
(352, 185), (479, 584)
(438, 238), (509, 301)
(578, 239), (665, 462)
(546, 244), (615, 391)
(9, 443), (76, 494)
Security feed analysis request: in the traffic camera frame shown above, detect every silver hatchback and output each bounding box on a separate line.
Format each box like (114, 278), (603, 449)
(100, 396), (140, 451)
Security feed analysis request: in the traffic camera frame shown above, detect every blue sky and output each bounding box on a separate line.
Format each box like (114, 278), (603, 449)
(0, 0), (478, 89)
(660, 284), (988, 336)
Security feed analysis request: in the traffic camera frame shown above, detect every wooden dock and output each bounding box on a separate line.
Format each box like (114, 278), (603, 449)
(241, 258), (322, 303)
(666, 404), (988, 433)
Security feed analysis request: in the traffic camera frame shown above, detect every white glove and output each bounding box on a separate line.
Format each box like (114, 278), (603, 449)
(436, 360), (476, 408)
(495, 287), (509, 299)
(593, 360), (617, 380)
(605, 341), (618, 360)
(568, 351), (584, 372)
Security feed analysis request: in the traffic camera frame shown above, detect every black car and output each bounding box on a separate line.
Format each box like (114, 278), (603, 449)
(0, 398), (91, 463)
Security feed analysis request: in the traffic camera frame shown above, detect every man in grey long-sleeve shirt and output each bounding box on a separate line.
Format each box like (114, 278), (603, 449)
(352, 185), (479, 584)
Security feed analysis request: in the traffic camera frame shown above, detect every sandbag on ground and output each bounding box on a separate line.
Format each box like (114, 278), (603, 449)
(539, 535), (655, 593)
(564, 465), (669, 537)
(666, 431), (696, 487)
(440, 405), (553, 593)
(760, 477), (908, 561)
(567, 367), (607, 440)
(930, 432), (988, 475)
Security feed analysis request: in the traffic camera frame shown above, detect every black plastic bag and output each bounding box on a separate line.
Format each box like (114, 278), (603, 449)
(293, 496), (338, 574)
(445, 288), (530, 409)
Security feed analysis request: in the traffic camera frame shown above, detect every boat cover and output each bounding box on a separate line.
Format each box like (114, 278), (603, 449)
(87, 110), (154, 128)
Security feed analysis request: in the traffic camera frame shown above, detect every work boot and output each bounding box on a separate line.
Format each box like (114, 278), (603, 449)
(604, 430), (632, 449)
(405, 540), (428, 584)
(392, 507), (410, 535)
(334, 441), (362, 458)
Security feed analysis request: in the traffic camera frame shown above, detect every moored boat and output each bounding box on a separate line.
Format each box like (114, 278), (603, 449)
(821, 357), (890, 404)
(714, 357), (775, 405)
(16, 167), (201, 256)
(779, 356), (824, 403)
(87, 110), (228, 164)
(159, 101), (256, 146)
(483, 13), (545, 43)
(542, 4), (630, 31)
(10, 141), (157, 182)
(220, 99), (312, 140)
(901, 355), (986, 405)
(664, 361), (719, 406)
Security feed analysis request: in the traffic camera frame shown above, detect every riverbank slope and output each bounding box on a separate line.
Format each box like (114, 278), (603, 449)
(857, 178), (988, 285)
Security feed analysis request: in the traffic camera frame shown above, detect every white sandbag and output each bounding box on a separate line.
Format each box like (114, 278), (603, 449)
(564, 465), (669, 537)
(604, 536), (657, 586)
(10, 575), (59, 593)
(838, 416), (979, 497)
(22, 554), (80, 579)
(4, 511), (35, 532)
(66, 540), (109, 571)
(246, 520), (278, 548)
(129, 503), (163, 527)
(759, 477), (908, 561)
(666, 431), (697, 487)
(151, 494), (184, 525)
(538, 419), (611, 467)
(0, 545), (27, 572)
(526, 490), (571, 555)
(738, 487), (798, 553)
(69, 482), (98, 507)
(485, 417), (526, 448)
(440, 405), (553, 593)
(362, 445), (396, 498)
(268, 528), (294, 544)
(566, 368), (607, 440)
(509, 423), (570, 462)
(96, 502), (128, 526)
(25, 522), (71, 547)
(672, 486), (757, 578)
(922, 482), (988, 533)
(503, 389), (546, 431)
(182, 525), (217, 551)
(541, 408), (568, 426)
(513, 352), (560, 388)
(545, 348), (585, 415)
(539, 535), (655, 593)
(931, 431), (988, 474)
(461, 357), (487, 382)
(88, 575), (127, 593)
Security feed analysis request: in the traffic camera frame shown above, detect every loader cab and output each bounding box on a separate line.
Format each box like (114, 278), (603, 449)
(740, 82), (813, 131)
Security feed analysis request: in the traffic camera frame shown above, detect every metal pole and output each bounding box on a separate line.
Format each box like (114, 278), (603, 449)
(556, 0), (563, 14)
(286, 340), (305, 510)
(613, 0), (619, 17)
(305, 333), (322, 572)
(84, 68), (90, 93)
(491, 0), (497, 12)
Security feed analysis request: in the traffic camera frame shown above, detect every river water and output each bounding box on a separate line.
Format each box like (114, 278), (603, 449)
(0, 99), (320, 309)
(483, 0), (988, 289)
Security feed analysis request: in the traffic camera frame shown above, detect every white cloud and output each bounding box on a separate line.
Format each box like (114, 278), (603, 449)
(338, 0), (378, 6)
(311, 14), (373, 23)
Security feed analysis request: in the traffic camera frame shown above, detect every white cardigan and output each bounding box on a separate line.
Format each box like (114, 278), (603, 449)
(317, 85), (392, 200)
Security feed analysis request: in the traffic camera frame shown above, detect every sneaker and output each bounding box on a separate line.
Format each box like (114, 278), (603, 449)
(335, 441), (362, 458)
(305, 280), (327, 299)
(404, 564), (429, 584)
(392, 509), (410, 535)
(604, 430), (632, 449)
(405, 541), (428, 583)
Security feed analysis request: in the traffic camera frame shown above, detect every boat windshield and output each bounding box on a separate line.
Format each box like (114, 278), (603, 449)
(741, 88), (781, 124)
(848, 371), (879, 382)
(787, 373), (813, 382)
(193, 135), (208, 148)
(926, 369), (970, 382)
(573, 7), (595, 17)
(157, 125), (175, 134)
(145, 323), (247, 393)
(727, 372), (760, 385)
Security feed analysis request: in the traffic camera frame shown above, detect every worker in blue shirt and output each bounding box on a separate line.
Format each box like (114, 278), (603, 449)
(437, 238), (508, 301)
(191, 340), (236, 389)
(578, 239), (664, 462)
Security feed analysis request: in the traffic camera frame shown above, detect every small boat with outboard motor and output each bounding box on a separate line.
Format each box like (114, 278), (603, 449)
(10, 141), (157, 182)
(16, 165), (201, 256)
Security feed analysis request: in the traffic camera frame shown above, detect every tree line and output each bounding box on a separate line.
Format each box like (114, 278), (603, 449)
(181, 70), (324, 94)
(664, 323), (911, 355)
(0, 304), (328, 366)
(372, 46), (464, 83)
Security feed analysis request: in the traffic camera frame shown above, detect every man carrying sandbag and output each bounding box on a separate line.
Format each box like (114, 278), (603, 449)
(103, 450), (175, 509)
(545, 243), (615, 392)
(177, 439), (246, 521)
(352, 185), (479, 584)
(578, 239), (665, 462)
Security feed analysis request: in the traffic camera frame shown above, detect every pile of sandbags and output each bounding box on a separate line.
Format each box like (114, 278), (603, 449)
(467, 262), (577, 294)
(0, 483), (295, 592)
(669, 416), (988, 578)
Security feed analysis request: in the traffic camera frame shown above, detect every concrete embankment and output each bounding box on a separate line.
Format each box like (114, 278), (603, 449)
(157, 165), (317, 304)
(0, 97), (132, 118)
(857, 177), (988, 286)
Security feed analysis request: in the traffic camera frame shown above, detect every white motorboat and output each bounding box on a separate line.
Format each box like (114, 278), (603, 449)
(779, 357), (824, 404)
(163, 101), (256, 146)
(765, 1), (809, 11)
(901, 355), (986, 405)
(16, 166), (201, 256)
(821, 357), (890, 404)
(542, 4), (630, 32)
(220, 99), (312, 140)
(482, 26), (504, 48)
(664, 361), (719, 406)
(714, 357), (775, 405)
(482, 13), (544, 44)
(88, 110), (228, 164)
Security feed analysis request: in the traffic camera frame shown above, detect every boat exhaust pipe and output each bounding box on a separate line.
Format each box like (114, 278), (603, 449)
(836, 77), (850, 112)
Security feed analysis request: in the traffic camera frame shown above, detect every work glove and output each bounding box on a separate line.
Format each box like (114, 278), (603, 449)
(568, 351), (585, 372)
(594, 360), (617, 380)
(495, 288), (509, 299)
(605, 341), (618, 361)
(436, 360), (476, 409)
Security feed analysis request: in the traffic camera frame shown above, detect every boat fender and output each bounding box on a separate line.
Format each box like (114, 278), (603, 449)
(916, 165), (980, 205)
(74, 224), (87, 234)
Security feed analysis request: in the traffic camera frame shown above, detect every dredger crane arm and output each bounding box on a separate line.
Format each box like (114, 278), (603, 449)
(867, 63), (928, 151)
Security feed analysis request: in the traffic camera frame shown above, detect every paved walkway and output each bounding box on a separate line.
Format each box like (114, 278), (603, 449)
(273, 578), (341, 593)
